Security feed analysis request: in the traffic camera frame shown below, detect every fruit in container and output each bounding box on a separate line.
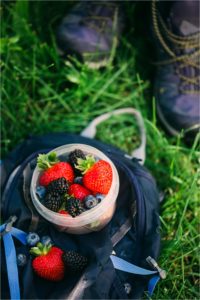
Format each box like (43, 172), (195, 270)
(46, 177), (70, 195)
(37, 152), (74, 186)
(84, 195), (98, 209)
(65, 196), (85, 217)
(69, 149), (86, 171)
(35, 147), (113, 219)
(68, 183), (91, 201)
(43, 191), (63, 212)
(76, 158), (112, 194)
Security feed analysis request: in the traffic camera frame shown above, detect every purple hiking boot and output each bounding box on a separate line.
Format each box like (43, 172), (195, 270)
(56, 1), (124, 69)
(152, 0), (200, 137)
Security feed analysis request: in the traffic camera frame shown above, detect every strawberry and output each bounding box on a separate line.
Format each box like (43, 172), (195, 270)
(30, 243), (65, 281)
(37, 152), (74, 186)
(68, 184), (90, 201)
(58, 210), (69, 215)
(82, 160), (112, 194)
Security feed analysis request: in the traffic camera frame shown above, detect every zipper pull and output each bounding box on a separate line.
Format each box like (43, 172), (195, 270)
(0, 215), (17, 236)
(146, 256), (167, 279)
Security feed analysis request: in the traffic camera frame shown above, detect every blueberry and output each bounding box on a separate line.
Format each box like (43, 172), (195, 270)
(36, 186), (46, 199)
(40, 235), (53, 246)
(124, 282), (132, 295)
(74, 177), (83, 184)
(26, 232), (40, 246)
(95, 193), (105, 203)
(17, 254), (27, 267)
(84, 195), (98, 209)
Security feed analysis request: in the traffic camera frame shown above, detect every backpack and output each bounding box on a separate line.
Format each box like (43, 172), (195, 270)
(1, 108), (165, 300)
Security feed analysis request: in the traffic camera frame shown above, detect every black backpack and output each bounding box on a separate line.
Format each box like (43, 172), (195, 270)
(1, 110), (165, 300)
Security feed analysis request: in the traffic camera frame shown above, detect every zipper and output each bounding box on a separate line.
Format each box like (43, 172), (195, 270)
(2, 149), (51, 218)
(109, 155), (146, 242)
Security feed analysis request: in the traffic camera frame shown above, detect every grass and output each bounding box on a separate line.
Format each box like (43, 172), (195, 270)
(1, 1), (200, 299)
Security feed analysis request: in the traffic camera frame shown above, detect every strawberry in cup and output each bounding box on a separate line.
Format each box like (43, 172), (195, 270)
(31, 144), (119, 234)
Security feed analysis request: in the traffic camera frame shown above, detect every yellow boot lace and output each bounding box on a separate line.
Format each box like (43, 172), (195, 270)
(152, 0), (200, 94)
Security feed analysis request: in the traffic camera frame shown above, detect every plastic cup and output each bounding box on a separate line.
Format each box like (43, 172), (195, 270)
(30, 144), (119, 234)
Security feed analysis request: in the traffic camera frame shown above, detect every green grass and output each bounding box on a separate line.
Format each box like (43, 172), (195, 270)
(1, 1), (200, 299)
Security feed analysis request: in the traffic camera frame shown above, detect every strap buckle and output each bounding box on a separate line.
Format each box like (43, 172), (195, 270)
(0, 216), (17, 236)
(146, 256), (167, 279)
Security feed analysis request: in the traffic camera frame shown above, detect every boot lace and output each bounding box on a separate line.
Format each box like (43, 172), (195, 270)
(81, 1), (119, 36)
(152, 0), (200, 94)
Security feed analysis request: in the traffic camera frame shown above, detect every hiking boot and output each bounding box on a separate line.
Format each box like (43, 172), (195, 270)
(56, 1), (124, 69)
(152, 0), (200, 137)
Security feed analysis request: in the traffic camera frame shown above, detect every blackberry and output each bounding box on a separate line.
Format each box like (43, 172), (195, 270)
(69, 149), (86, 174)
(44, 192), (63, 212)
(65, 197), (84, 217)
(47, 177), (69, 195)
(62, 251), (88, 272)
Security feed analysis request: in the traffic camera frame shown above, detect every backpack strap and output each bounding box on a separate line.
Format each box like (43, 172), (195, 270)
(110, 255), (158, 276)
(110, 255), (166, 297)
(0, 216), (27, 300)
(22, 161), (40, 232)
(111, 218), (132, 247)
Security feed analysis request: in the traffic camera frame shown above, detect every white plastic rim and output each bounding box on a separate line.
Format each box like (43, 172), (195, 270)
(31, 144), (119, 228)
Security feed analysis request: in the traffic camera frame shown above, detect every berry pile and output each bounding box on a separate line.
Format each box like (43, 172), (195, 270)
(36, 149), (112, 217)
(62, 250), (88, 272)
(26, 232), (88, 281)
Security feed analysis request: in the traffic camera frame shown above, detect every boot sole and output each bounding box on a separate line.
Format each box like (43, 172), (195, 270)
(57, 47), (109, 70)
(156, 102), (180, 136)
(157, 102), (200, 138)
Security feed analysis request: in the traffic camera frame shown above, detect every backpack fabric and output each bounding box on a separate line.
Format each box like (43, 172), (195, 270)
(1, 132), (161, 300)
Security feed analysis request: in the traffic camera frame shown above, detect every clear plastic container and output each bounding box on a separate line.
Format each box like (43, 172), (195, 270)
(30, 144), (119, 234)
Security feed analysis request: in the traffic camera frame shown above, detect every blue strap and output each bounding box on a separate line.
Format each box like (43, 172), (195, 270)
(110, 255), (158, 276)
(1, 220), (28, 300)
(11, 227), (28, 245)
(0, 223), (6, 233)
(3, 232), (21, 300)
(111, 255), (161, 297)
(148, 275), (160, 296)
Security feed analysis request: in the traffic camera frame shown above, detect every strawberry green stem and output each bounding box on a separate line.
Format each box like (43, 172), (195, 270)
(37, 152), (59, 170)
(75, 155), (95, 174)
(30, 243), (52, 256)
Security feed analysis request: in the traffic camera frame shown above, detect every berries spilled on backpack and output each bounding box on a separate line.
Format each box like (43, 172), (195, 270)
(26, 232), (40, 246)
(17, 253), (27, 267)
(40, 235), (53, 246)
(62, 251), (88, 272)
